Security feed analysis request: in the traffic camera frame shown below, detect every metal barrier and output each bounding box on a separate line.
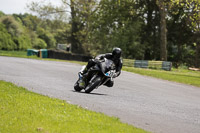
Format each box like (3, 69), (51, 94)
(134, 60), (148, 68)
(123, 59), (172, 71)
(162, 61), (172, 71)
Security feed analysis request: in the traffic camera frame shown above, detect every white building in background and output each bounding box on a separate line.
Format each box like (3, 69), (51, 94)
(57, 44), (71, 52)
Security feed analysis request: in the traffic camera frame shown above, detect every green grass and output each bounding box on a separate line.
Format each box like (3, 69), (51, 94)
(123, 67), (200, 87)
(0, 50), (87, 65)
(0, 50), (39, 59)
(0, 80), (147, 133)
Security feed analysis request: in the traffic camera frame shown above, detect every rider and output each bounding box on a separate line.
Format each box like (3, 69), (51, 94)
(79, 47), (123, 88)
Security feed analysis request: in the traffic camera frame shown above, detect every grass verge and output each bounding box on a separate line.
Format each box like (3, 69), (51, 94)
(0, 50), (38, 59)
(0, 80), (147, 133)
(123, 67), (200, 87)
(0, 50), (87, 65)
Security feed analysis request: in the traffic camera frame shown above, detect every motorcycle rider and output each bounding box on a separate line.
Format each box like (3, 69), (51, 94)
(79, 47), (123, 88)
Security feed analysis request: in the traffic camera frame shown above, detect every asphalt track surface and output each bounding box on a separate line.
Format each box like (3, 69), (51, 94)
(0, 56), (200, 133)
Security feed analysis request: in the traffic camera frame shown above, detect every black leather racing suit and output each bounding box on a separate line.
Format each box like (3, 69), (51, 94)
(85, 53), (123, 87)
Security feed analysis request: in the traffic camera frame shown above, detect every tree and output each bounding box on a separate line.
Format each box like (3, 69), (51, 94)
(36, 28), (56, 48)
(0, 11), (5, 17)
(0, 23), (16, 50)
(16, 35), (32, 50)
(13, 14), (41, 31)
(167, 4), (193, 67)
(156, 0), (168, 61)
(33, 38), (47, 49)
(88, 0), (142, 58)
(135, 0), (160, 60)
(0, 16), (22, 37)
(27, 0), (97, 54)
(171, 0), (200, 67)
(0, 16), (34, 50)
(135, 0), (168, 60)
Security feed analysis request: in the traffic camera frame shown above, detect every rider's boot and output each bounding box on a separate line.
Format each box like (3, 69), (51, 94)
(79, 66), (90, 88)
(78, 72), (85, 88)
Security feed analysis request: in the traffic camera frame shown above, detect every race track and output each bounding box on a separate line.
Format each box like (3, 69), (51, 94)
(0, 56), (200, 133)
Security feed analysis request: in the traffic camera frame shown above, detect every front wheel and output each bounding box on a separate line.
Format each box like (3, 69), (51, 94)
(85, 76), (101, 93)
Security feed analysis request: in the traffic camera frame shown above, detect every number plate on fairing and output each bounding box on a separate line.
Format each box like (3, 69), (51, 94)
(105, 70), (115, 77)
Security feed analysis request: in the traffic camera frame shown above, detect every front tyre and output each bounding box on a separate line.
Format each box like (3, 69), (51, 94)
(85, 76), (101, 93)
(74, 81), (82, 92)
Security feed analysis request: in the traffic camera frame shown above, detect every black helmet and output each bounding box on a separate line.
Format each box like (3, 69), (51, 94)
(112, 47), (122, 59)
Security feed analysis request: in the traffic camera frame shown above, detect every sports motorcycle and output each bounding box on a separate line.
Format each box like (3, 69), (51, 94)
(74, 58), (116, 93)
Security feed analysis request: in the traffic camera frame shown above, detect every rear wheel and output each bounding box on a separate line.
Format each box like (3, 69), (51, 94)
(74, 81), (82, 92)
(85, 76), (101, 93)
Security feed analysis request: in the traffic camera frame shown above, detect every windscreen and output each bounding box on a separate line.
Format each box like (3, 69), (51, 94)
(100, 59), (115, 73)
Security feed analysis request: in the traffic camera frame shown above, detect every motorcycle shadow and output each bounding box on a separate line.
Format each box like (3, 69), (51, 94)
(72, 90), (108, 96)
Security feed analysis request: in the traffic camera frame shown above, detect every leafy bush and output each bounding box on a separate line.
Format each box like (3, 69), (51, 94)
(37, 28), (56, 48)
(33, 38), (47, 49)
(0, 16), (22, 37)
(0, 11), (5, 17)
(16, 35), (32, 50)
(0, 23), (16, 50)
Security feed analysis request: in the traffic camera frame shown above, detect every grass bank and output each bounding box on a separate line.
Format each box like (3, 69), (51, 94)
(1, 50), (200, 87)
(0, 80), (147, 133)
(123, 67), (200, 87)
(0, 50), (38, 59)
(0, 50), (87, 65)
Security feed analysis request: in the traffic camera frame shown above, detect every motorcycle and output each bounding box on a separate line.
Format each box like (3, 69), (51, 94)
(74, 58), (116, 93)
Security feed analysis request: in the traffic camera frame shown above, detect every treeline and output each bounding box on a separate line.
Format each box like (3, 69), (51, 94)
(0, 11), (69, 51)
(27, 0), (200, 68)
(1, 0), (200, 68)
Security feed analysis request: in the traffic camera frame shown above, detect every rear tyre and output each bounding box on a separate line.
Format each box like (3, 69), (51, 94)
(74, 81), (82, 92)
(85, 76), (101, 93)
